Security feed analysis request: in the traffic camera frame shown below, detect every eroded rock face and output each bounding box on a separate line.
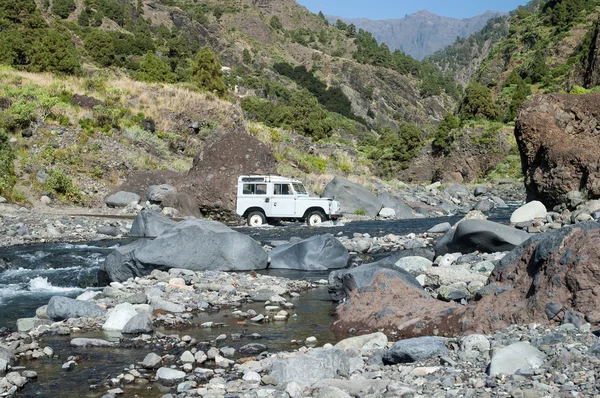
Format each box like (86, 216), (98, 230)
(182, 128), (276, 217)
(515, 93), (600, 207)
(460, 221), (600, 333)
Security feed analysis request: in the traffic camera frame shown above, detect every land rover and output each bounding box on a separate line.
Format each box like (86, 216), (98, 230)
(236, 175), (343, 226)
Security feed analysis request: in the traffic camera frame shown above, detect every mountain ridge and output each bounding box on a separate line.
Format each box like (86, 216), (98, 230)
(326, 10), (506, 60)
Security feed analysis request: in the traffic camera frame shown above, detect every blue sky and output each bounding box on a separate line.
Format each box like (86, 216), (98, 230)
(296, 0), (531, 20)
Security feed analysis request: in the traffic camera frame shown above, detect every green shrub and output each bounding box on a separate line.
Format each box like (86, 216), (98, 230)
(123, 126), (169, 157)
(44, 168), (81, 203)
(353, 208), (367, 216)
(135, 51), (175, 83)
(0, 129), (16, 197)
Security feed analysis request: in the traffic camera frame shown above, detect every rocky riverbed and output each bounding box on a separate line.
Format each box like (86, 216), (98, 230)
(2, 183), (600, 397)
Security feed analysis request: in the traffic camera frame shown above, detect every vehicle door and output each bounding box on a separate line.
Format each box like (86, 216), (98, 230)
(271, 183), (296, 217)
(238, 182), (270, 215)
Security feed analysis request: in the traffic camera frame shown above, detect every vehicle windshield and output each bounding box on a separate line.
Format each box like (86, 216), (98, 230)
(292, 183), (308, 195)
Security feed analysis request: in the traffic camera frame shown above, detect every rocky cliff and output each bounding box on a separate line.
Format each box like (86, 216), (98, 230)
(515, 93), (600, 207)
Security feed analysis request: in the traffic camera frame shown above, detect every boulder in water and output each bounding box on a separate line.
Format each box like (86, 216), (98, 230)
(129, 209), (177, 238)
(269, 234), (348, 271)
(100, 218), (268, 283)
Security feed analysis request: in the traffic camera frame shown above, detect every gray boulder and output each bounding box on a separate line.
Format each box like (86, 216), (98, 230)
(377, 193), (415, 219)
(122, 313), (154, 334)
(269, 234), (348, 271)
(394, 256), (433, 275)
(129, 209), (177, 238)
(47, 296), (106, 321)
(0, 346), (14, 373)
(97, 226), (120, 236)
(142, 353), (162, 369)
(488, 342), (546, 376)
(105, 191), (140, 208)
(382, 336), (448, 364)
(156, 367), (186, 386)
(71, 338), (114, 347)
(323, 177), (383, 217)
(434, 219), (531, 257)
(443, 184), (470, 199)
(474, 198), (495, 212)
(99, 219), (268, 283)
(146, 184), (176, 202)
(328, 251), (425, 302)
(269, 348), (349, 387)
(510, 201), (547, 223)
(427, 222), (452, 234)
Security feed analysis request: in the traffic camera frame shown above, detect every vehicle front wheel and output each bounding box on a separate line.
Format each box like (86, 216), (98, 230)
(247, 211), (266, 227)
(306, 210), (326, 226)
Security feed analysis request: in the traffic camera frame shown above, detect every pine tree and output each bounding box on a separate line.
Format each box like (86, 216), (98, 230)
(191, 47), (227, 96)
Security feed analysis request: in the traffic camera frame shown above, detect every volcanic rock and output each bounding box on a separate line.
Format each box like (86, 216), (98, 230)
(515, 93), (600, 207)
(460, 221), (600, 333)
(182, 128), (276, 217)
(332, 273), (464, 339)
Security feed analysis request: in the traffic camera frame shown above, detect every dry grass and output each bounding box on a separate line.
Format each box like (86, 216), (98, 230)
(109, 79), (236, 131)
(0, 69), (238, 133)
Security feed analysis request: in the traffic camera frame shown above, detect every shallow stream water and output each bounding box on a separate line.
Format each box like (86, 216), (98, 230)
(0, 210), (515, 397)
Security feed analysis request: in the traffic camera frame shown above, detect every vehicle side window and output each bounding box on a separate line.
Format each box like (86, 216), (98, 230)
(255, 184), (267, 195)
(274, 184), (292, 195)
(242, 184), (254, 194)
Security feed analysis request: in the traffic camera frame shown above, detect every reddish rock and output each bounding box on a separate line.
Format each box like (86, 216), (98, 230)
(332, 273), (464, 340)
(460, 222), (600, 333)
(515, 93), (600, 207)
(334, 222), (600, 339)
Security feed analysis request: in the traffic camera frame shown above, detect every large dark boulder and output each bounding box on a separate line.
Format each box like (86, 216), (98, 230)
(269, 234), (348, 271)
(461, 221), (600, 333)
(181, 128), (276, 217)
(47, 296), (106, 321)
(328, 248), (432, 302)
(99, 219), (268, 283)
(322, 177), (383, 217)
(515, 93), (600, 207)
(434, 219), (531, 257)
(129, 209), (177, 238)
(377, 193), (416, 219)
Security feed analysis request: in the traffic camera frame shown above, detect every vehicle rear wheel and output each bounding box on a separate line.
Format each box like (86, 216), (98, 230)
(306, 210), (326, 226)
(247, 211), (266, 227)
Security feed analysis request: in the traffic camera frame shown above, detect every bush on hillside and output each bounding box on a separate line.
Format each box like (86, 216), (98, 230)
(459, 82), (500, 121)
(0, 129), (16, 198)
(432, 113), (461, 154)
(135, 51), (175, 83)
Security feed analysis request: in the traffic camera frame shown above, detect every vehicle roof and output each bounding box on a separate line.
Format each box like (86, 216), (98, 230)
(238, 175), (303, 184)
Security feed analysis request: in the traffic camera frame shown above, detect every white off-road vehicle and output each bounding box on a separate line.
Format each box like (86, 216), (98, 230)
(236, 175), (343, 226)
